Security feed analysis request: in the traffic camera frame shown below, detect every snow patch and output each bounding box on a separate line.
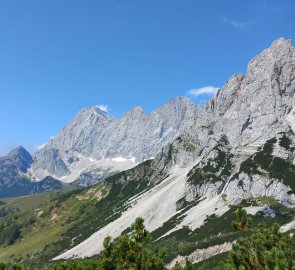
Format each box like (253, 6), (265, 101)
(30, 155), (137, 183)
(111, 157), (136, 163)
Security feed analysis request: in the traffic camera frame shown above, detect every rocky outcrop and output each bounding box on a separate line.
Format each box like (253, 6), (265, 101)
(167, 242), (233, 268)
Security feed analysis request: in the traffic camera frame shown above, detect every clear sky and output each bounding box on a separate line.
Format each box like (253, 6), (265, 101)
(0, 0), (295, 155)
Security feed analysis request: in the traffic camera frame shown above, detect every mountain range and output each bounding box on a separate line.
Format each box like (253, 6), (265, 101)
(1, 37), (295, 267)
(0, 95), (197, 195)
(31, 96), (197, 182)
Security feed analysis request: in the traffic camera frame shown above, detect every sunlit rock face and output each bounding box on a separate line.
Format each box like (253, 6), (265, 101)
(156, 38), (295, 205)
(32, 96), (198, 180)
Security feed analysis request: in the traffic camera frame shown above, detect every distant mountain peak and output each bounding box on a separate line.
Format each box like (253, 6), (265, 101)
(129, 106), (145, 114)
(170, 96), (193, 103)
(6, 146), (33, 173)
(7, 145), (26, 155)
(7, 146), (31, 160)
(78, 106), (111, 119)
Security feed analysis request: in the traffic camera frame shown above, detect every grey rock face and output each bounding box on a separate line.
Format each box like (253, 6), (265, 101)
(224, 174), (295, 205)
(32, 97), (197, 179)
(208, 38), (295, 148)
(156, 38), (295, 206)
(0, 147), (62, 197)
(6, 146), (33, 173)
(34, 148), (69, 177)
(71, 172), (104, 188)
(0, 146), (33, 186)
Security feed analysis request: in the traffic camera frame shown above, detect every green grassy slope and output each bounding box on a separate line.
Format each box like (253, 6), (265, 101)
(0, 160), (158, 264)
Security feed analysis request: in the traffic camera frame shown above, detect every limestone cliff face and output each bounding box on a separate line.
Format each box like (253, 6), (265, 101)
(156, 38), (295, 205)
(32, 96), (197, 179)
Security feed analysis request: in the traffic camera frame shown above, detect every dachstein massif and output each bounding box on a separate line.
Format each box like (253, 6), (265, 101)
(1, 38), (295, 266)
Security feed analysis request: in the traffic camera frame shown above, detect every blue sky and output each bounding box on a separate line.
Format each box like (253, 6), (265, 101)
(0, 0), (294, 155)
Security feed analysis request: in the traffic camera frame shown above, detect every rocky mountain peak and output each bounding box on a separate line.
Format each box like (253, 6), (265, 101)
(123, 106), (146, 119)
(131, 106), (145, 113)
(206, 38), (295, 120)
(77, 106), (112, 121)
(246, 37), (294, 81)
(155, 96), (196, 115)
(158, 38), (295, 171)
(6, 146), (33, 173)
(270, 37), (292, 50)
(165, 96), (193, 106)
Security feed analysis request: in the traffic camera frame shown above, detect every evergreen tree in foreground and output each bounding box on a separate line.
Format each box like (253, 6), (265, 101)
(215, 205), (295, 270)
(97, 217), (192, 270)
(97, 217), (165, 269)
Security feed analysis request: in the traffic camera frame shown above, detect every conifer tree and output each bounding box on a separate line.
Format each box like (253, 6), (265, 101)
(232, 205), (252, 233)
(215, 206), (295, 270)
